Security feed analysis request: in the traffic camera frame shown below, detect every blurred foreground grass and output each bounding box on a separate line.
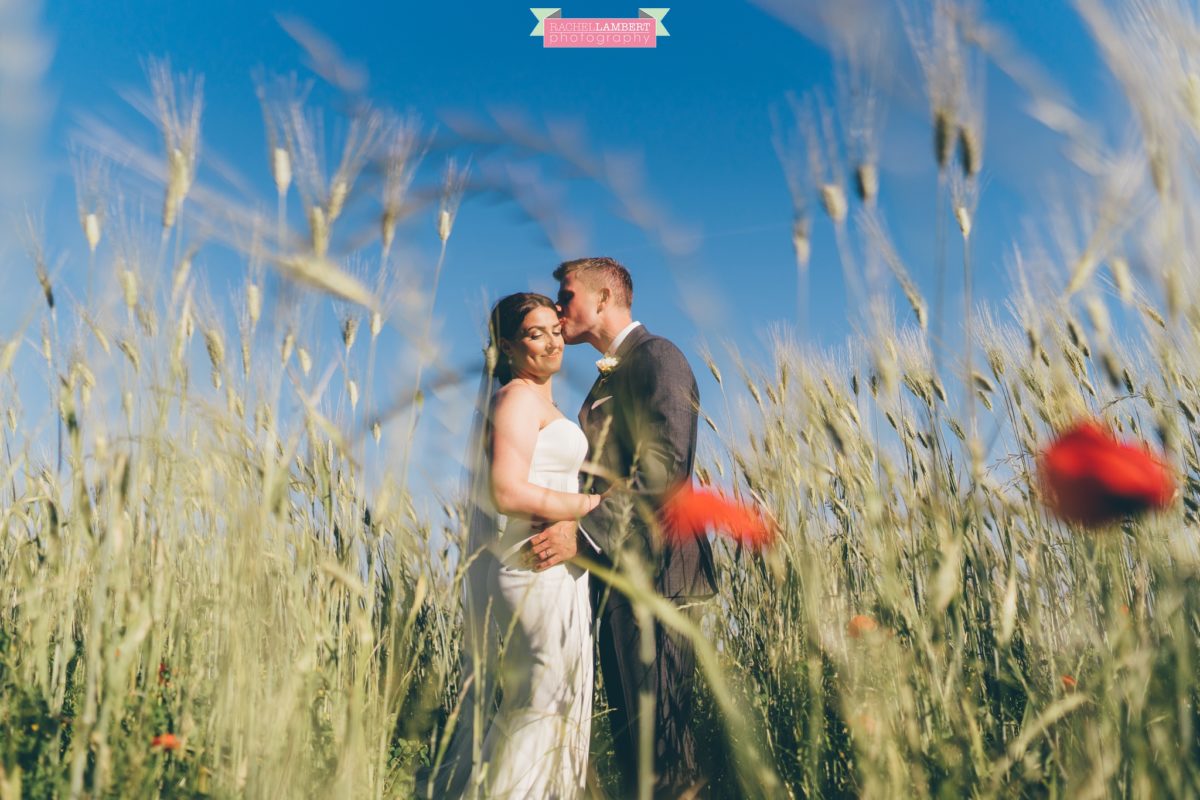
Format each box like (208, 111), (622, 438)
(4, 1), (1200, 797)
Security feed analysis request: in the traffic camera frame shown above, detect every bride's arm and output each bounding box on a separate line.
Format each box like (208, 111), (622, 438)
(489, 387), (601, 520)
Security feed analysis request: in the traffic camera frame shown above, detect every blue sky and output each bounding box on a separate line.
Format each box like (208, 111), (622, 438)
(3, 0), (1129, 502)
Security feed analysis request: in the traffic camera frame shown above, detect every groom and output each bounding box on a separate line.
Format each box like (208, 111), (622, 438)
(531, 256), (717, 798)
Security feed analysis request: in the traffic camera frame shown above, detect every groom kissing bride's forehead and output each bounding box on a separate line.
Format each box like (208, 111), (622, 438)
(436, 255), (718, 798)
(553, 255), (634, 350)
(549, 255), (718, 797)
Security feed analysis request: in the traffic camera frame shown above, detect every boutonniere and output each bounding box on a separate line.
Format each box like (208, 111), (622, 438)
(595, 356), (620, 376)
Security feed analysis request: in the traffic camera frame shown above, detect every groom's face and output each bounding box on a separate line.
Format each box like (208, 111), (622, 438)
(556, 273), (599, 345)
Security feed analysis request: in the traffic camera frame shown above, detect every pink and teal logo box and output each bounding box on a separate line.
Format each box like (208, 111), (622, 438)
(530, 8), (670, 48)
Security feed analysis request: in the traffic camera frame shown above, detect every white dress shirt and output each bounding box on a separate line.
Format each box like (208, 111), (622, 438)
(606, 320), (642, 357)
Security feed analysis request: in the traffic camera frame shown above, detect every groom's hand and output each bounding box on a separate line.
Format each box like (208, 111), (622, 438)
(530, 520), (579, 571)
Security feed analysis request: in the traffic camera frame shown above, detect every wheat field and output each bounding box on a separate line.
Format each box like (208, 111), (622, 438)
(3, 1), (1200, 798)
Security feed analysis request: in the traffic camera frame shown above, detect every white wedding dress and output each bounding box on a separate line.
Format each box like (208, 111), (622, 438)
(474, 417), (594, 799)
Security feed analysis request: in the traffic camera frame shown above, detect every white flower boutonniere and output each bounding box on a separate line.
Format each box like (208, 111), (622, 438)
(595, 356), (620, 376)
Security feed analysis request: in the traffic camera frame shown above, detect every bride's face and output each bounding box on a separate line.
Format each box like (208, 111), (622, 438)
(504, 306), (564, 380)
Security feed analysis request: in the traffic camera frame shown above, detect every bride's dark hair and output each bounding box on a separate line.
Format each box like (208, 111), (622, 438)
(488, 292), (559, 385)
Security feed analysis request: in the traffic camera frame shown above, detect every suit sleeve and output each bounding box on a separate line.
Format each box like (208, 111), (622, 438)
(578, 339), (698, 552)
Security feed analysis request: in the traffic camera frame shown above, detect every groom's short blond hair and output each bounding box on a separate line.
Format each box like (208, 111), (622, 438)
(553, 257), (633, 308)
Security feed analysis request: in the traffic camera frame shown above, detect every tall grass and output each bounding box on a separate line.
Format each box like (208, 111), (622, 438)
(3, 1), (1200, 797)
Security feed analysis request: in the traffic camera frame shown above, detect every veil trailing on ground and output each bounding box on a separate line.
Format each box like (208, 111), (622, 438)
(422, 344), (505, 798)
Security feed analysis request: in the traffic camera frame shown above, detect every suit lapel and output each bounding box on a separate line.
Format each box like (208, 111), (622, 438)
(614, 324), (650, 361)
(580, 374), (605, 428)
(578, 325), (651, 430)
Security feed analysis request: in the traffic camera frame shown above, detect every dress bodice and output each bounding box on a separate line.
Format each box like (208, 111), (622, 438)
(494, 417), (588, 563)
(528, 417), (589, 488)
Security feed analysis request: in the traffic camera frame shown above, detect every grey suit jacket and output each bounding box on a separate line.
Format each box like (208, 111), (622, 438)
(578, 325), (717, 599)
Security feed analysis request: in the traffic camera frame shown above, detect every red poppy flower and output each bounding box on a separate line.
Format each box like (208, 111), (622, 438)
(661, 484), (774, 548)
(1038, 420), (1174, 527)
(151, 733), (181, 752)
(1061, 674), (1077, 691)
(847, 614), (879, 639)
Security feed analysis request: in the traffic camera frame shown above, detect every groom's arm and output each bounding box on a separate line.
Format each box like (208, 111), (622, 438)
(622, 338), (699, 496)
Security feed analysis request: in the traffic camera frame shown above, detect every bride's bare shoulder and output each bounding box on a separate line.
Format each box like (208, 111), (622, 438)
(491, 382), (547, 419)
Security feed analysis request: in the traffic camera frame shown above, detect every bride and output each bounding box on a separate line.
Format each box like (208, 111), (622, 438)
(437, 292), (599, 799)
